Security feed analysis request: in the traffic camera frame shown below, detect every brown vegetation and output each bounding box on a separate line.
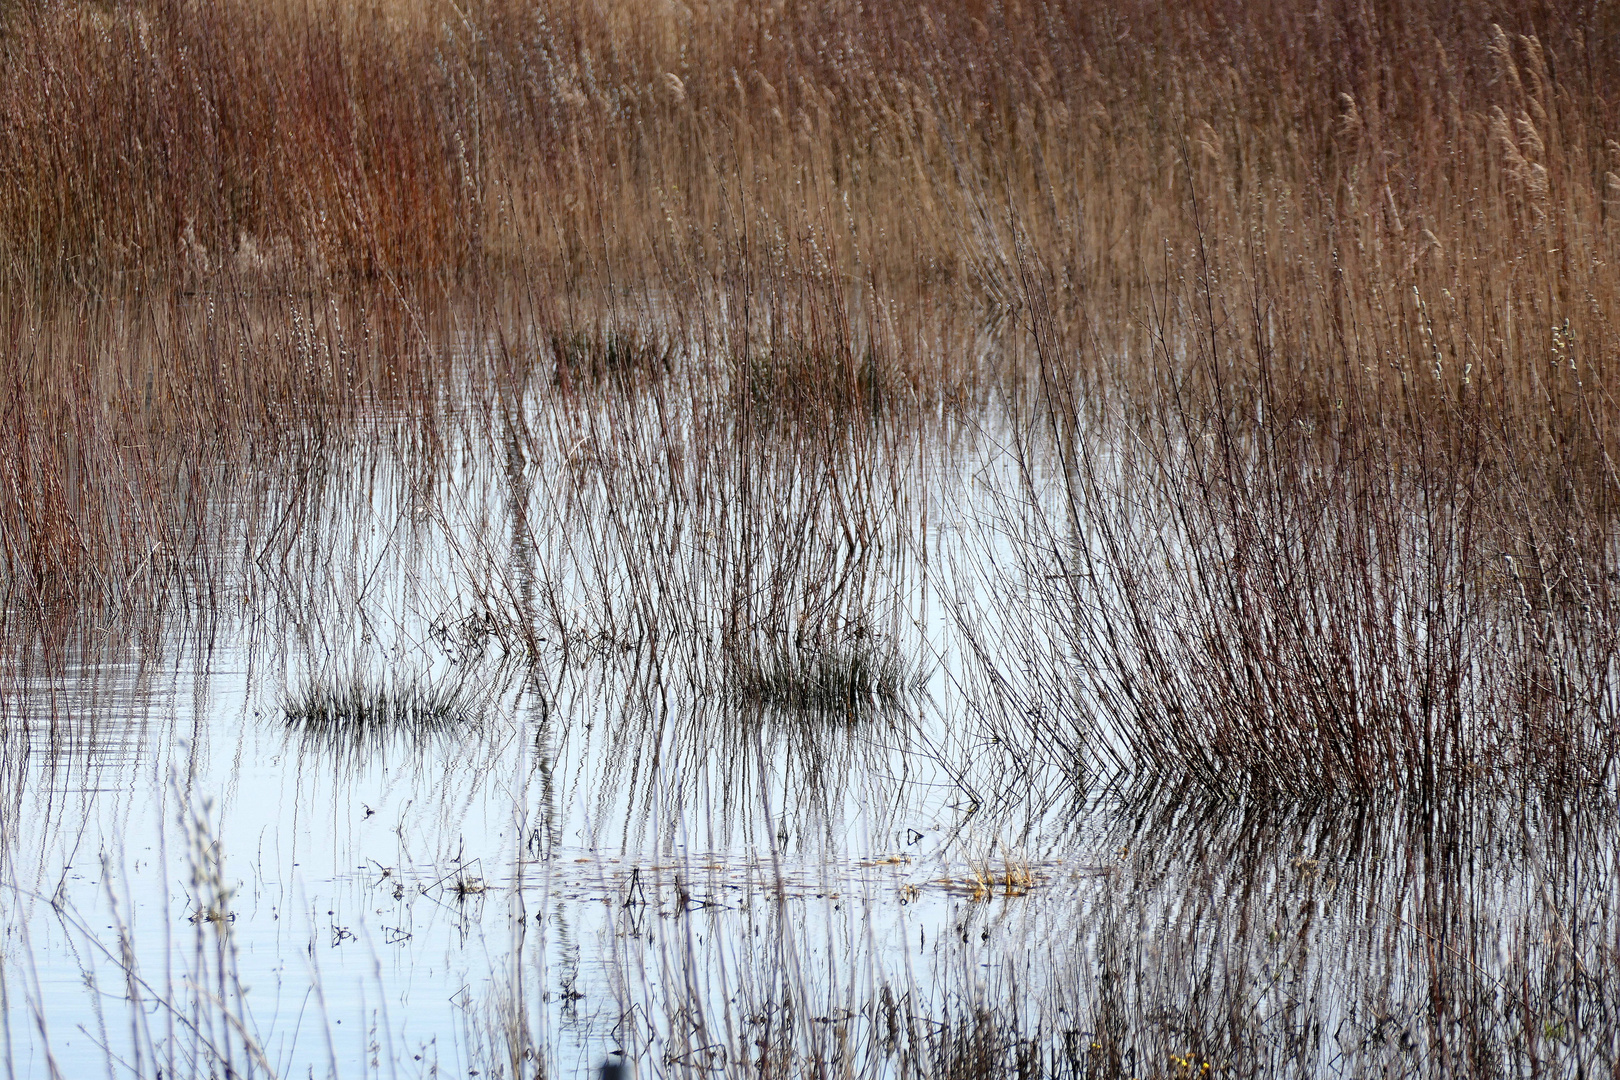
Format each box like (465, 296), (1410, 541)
(0, 0), (1617, 795)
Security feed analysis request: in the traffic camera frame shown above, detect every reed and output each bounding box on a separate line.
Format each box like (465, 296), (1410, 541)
(3, 0), (1620, 785)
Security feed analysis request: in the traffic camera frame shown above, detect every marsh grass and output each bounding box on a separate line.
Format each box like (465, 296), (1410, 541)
(281, 670), (476, 742)
(957, 220), (1620, 798)
(739, 333), (901, 427)
(7, 0), (1620, 1073)
(549, 327), (673, 390)
(18, 4), (1617, 764)
(728, 628), (917, 717)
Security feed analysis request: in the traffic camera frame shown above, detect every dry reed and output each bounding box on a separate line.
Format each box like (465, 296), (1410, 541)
(0, 0), (1617, 798)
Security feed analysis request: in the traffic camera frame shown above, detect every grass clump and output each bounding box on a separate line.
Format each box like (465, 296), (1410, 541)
(550, 328), (672, 390)
(281, 672), (473, 742)
(739, 335), (897, 425)
(729, 630), (915, 716)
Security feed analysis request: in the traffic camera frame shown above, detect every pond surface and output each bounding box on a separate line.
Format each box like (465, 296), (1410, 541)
(3, 374), (1617, 1080)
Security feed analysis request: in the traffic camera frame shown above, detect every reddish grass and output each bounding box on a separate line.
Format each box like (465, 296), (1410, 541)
(0, 0), (1617, 793)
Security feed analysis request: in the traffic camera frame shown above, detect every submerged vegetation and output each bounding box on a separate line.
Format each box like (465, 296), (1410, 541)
(3, 0), (1620, 1076)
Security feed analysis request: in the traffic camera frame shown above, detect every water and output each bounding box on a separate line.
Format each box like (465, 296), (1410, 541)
(3, 375), (1618, 1079)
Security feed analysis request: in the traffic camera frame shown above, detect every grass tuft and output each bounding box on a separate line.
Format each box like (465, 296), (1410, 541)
(281, 673), (474, 739)
(550, 328), (673, 390)
(729, 631), (915, 717)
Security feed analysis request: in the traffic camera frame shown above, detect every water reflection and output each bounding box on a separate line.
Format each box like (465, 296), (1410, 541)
(1, 365), (1617, 1079)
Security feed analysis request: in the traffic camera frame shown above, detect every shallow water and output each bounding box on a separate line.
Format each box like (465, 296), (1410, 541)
(3, 378), (1618, 1080)
(1, 391), (985, 1078)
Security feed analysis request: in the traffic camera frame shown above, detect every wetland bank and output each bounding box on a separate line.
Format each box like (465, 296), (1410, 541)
(3, 1), (1620, 1077)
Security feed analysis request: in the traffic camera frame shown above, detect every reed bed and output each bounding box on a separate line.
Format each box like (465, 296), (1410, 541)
(1, 0), (1618, 798)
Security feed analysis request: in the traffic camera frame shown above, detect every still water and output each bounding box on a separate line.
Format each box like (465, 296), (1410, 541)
(3, 384), (1617, 1079)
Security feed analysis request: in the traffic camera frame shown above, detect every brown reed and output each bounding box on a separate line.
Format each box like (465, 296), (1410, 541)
(0, 0), (1617, 795)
